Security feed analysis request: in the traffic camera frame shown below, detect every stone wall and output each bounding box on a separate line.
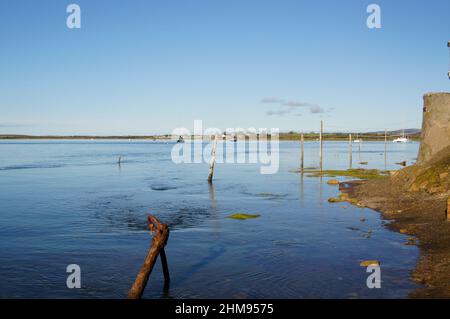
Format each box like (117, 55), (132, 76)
(417, 92), (450, 165)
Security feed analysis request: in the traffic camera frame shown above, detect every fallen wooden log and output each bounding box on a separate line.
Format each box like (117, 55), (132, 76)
(128, 215), (170, 299)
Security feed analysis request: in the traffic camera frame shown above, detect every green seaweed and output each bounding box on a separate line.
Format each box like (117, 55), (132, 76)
(302, 168), (388, 180)
(227, 213), (261, 220)
(413, 159), (450, 189)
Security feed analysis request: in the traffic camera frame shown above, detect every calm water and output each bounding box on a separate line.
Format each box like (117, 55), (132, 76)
(0, 140), (420, 298)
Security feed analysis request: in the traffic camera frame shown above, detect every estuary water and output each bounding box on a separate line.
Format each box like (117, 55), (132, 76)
(0, 140), (420, 298)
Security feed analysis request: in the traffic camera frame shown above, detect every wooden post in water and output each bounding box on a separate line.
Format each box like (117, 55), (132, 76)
(358, 135), (361, 162)
(319, 120), (323, 171)
(300, 133), (304, 172)
(128, 215), (170, 299)
(384, 129), (387, 169)
(207, 136), (218, 182)
(349, 134), (352, 169)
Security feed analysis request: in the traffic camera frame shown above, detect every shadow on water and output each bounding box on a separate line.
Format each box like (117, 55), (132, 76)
(171, 245), (227, 290)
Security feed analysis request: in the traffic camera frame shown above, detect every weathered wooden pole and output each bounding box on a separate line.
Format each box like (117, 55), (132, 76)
(357, 134), (361, 162)
(128, 215), (170, 299)
(159, 248), (170, 283)
(207, 136), (218, 182)
(319, 120), (323, 171)
(349, 134), (352, 169)
(300, 133), (304, 172)
(384, 129), (387, 169)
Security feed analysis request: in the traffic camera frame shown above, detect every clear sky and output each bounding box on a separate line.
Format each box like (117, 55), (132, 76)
(0, 0), (449, 135)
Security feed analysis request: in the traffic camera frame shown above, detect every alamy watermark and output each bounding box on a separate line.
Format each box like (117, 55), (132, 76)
(66, 264), (81, 289)
(367, 4), (382, 29)
(66, 4), (81, 29)
(170, 120), (280, 174)
(65, 4), (380, 30)
(366, 264), (381, 289)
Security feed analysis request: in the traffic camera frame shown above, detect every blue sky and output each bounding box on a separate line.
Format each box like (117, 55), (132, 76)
(0, 0), (449, 135)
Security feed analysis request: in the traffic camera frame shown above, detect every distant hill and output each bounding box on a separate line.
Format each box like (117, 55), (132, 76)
(367, 129), (421, 136)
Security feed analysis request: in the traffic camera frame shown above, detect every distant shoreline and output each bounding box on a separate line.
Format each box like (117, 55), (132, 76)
(0, 132), (421, 141)
(0, 134), (420, 141)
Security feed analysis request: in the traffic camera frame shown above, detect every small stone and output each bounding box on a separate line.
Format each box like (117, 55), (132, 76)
(440, 172), (448, 180)
(327, 179), (340, 185)
(360, 260), (380, 267)
(405, 237), (417, 246)
(328, 197), (342, 203)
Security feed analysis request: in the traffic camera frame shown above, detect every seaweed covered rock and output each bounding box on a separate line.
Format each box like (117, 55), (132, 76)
(388, 146), (450, 195)
(408, 149), (450, 194)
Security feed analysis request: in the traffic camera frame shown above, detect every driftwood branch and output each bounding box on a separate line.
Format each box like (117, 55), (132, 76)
(128, 215), (170, 299)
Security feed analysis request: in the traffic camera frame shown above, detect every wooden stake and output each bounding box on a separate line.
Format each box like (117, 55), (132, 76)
(349, 134), (352, 169)
(207, 136), (218, 182)
(384, 129), (387, 169)
(358, 134), (361, 162)
(300, 133), (304, 172)
(128, 215), (170, 299)
(319, 120), (323, 171)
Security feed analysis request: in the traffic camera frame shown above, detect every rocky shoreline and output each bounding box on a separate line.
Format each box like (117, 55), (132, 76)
(337, 157), (450, 298)
(333, 92), (450, 298)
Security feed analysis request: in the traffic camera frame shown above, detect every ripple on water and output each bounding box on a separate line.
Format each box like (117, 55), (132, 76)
(150, 184), (178, 191)
(85, 195), (149, 232)
(0, 163), (65, 171)
(241, 190), (288, 201)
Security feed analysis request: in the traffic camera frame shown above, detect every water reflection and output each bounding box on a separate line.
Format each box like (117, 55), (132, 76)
(298, 172), (304, 202)
(208, 182), (217, 210)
